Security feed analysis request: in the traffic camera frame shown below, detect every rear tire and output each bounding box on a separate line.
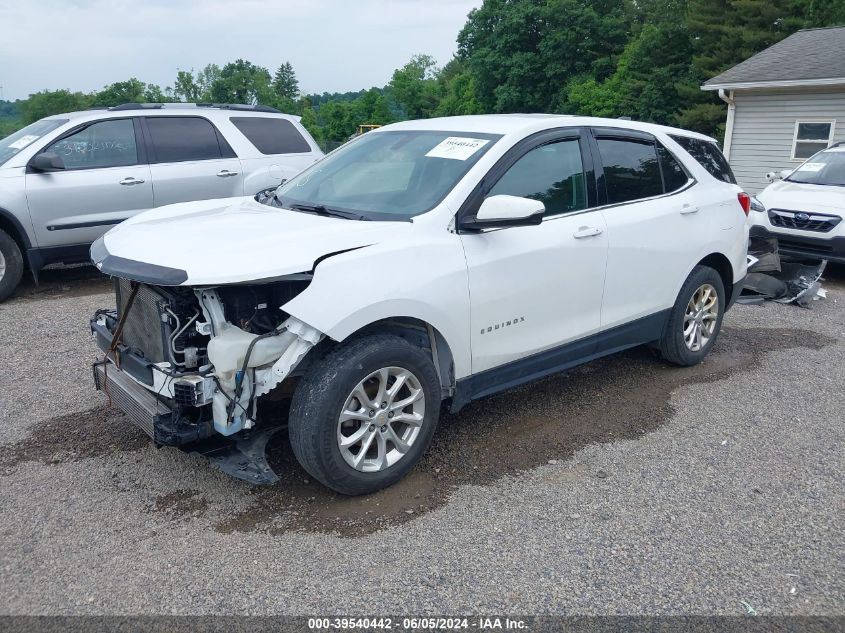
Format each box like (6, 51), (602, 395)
(288, 333), (441, 495)
(658, 265), (725, 366)
(0, 229), (24, 303)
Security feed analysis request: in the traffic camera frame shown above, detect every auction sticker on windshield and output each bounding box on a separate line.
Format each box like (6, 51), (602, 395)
(8, 135), (39, 150)
(797, 162), (825, 172)
(426, 136), (490, 160)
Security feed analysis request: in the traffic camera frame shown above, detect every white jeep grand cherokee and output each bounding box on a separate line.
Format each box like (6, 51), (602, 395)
(90, 114), (750, 495)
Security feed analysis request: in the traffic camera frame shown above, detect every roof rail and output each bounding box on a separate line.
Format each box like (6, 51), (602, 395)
(104, 102), (283, 114)
(195, 103), (282, 113)
(108, 103), (164, 111)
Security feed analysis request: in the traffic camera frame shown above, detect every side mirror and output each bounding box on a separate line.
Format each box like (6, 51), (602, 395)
(461, 194), (545, 230)
(29, 152), (65, 172)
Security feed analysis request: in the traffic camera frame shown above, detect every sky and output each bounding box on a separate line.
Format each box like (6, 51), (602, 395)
(0, 0), (483, 101)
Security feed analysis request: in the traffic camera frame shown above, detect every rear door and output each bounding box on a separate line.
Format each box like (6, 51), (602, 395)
(142, 116), (244, 206)
(25, 117), (153, 247)
(590, 128), (709, 329)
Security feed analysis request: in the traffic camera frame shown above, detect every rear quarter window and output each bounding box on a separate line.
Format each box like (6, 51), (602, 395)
(670, 135), (736, 184)
(230, 117), (311, 154)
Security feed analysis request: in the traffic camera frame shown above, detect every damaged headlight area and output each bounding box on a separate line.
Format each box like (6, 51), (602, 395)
(91, 276), (323, 483)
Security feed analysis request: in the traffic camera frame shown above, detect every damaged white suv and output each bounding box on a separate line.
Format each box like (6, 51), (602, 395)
(91, 115), (750, 495)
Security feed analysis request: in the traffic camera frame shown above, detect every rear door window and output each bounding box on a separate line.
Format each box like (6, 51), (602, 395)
(596, 138), (663, 204)
(657, 144), (690, 192)
(145, 116), (228, 163)
(670, 135), (736, 184)
(230, 117), (311, 154)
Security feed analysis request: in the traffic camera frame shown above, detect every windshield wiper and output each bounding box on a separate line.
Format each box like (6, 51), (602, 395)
(287, 203), (370, 221)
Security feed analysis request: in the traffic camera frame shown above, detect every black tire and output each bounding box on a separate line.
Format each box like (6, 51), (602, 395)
(658, 265), (725, 366)
(0, 229), (24, 303)
(288, 333), (441, 495)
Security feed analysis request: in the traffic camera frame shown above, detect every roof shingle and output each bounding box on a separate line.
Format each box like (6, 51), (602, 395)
(703, 26), (845, 89)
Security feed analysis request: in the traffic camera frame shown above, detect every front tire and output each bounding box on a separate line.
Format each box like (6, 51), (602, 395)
(0, 229), (24, 303)
(288, 333), (441, 495)
(658, 265), (725, 366)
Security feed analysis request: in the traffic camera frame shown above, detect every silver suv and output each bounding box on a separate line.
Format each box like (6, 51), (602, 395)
(0, 103), (323, 301)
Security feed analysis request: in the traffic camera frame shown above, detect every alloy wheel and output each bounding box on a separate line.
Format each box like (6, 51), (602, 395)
(683, 283), (719, 352)
(336, 366), (426, 472)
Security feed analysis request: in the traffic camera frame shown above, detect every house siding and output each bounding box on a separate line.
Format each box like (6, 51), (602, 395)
(727, 87), (845, 193)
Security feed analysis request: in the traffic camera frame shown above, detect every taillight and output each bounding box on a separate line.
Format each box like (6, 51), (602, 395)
(737, 192), (751, 216)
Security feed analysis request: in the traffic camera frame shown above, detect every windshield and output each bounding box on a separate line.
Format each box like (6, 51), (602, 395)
(787, 150), (845, 187)
(275, 130), (501, 219)
(0, 119), (68, 166)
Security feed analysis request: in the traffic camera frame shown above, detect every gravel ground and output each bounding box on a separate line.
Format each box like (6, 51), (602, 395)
(0, 264), (843, 616)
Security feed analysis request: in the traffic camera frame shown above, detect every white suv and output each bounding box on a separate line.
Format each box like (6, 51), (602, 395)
(0, 103), (322, 301)
(90, 114), (750, 494)
(752, 144), (845, 263)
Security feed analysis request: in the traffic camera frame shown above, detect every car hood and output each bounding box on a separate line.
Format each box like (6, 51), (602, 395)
(92, 196), (412, 286)
(758, 180), (845, 214)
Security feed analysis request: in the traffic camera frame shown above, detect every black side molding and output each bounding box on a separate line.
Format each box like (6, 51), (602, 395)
(47, 218), (123, 231)
(450, 309), (670, 412)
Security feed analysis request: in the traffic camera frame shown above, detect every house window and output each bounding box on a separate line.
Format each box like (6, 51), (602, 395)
(791, 121), (835, 160)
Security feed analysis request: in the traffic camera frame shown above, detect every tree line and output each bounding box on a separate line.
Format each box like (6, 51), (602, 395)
(2, 0), (843, 147)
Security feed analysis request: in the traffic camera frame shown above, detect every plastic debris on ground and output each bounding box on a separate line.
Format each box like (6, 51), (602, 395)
(737, 236), (827, 308)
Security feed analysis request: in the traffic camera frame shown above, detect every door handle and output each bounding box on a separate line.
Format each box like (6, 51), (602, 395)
(573, 226), (603, 239)
(217, 170), (239, 178)
(119, 177), (145, 186)
(680, 204), (700, 215)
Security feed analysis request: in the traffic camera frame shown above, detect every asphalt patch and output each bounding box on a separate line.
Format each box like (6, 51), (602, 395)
(213, 326), (834, 537)
(0, 406), (147, 474)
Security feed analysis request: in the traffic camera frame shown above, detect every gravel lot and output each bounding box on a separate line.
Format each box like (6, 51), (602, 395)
(0, 264), (843, 616)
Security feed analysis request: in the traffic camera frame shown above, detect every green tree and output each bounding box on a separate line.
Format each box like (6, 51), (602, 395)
(457, 0), (630, 113)
(20, 90), (92, 123)
(318, 100), (357, 141)
(435, 58), (484, 116)
(210, 60), (272, 104)
(273, 62), (300, 100)
(676, 0), (835, 135)
(564, 18), (693, 124)
(173, 69), (201, 101)
(91, 78), (147, 106)
(389, 54), (441, 119)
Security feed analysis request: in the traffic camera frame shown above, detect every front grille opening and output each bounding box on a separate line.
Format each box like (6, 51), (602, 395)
(769, 209), (842, 233)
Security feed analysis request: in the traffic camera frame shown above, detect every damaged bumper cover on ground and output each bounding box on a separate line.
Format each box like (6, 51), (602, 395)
(739, 233), (828, 307)
(91, 280), (323, 484)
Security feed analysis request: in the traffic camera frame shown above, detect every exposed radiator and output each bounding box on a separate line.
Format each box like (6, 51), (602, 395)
(116, 279), (167, 363)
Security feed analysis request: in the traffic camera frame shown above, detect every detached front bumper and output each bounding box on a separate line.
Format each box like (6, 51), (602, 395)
(750, 225), (845, 264)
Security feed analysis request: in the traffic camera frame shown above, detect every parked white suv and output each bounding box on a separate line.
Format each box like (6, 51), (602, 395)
(0, 103), (322, 300)
(751, 144), (845, 263)
(90, 114), (750, 494)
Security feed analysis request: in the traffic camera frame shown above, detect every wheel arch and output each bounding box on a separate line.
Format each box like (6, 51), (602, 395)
(0, 206), (33, 262)
(696, 252), (734, 299)
(331, 316), (457, 398)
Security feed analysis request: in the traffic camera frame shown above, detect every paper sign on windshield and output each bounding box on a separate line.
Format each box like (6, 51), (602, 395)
(426, 137), (490, 161)
(797, 162), (825, 172)
(8, 135), (39, 150)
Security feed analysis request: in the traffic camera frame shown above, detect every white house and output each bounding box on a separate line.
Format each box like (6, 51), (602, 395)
(703, 26), (845, 193)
